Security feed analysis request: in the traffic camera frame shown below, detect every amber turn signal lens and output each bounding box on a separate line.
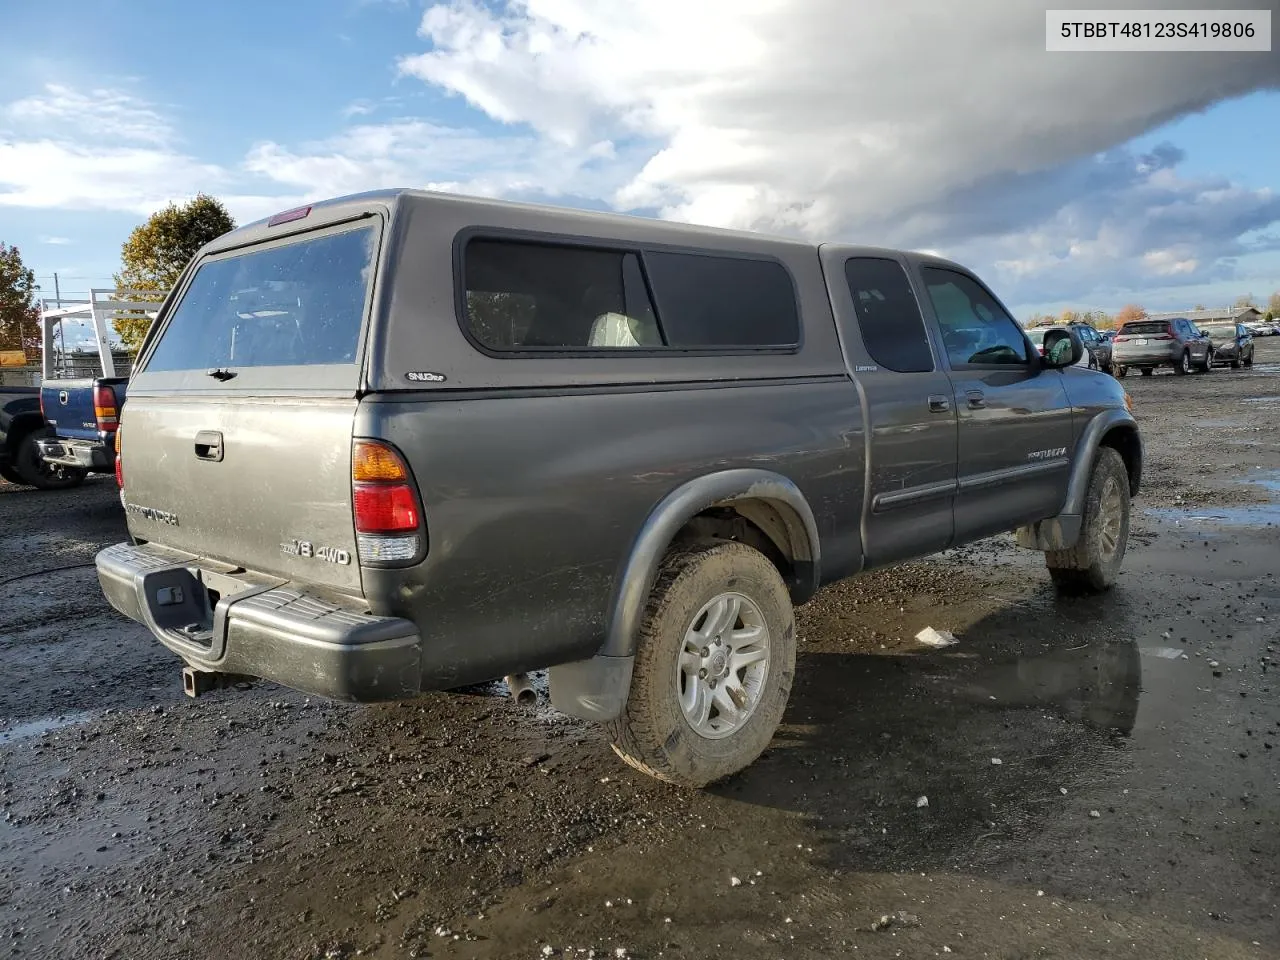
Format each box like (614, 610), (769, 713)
(353, 440), (408, 483)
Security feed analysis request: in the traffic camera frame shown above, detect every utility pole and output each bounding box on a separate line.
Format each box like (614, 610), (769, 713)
(54, 272), (61, 308)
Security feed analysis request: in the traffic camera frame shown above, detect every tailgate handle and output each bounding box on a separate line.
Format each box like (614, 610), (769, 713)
(194, 431), (224, 462)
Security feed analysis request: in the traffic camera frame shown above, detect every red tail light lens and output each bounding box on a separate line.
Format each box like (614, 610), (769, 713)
(353, 484), (419, 533)
(114, 428), (123, 489)
(94, 385), (118, 432)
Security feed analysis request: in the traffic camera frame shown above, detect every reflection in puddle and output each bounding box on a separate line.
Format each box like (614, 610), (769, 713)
(1145, 505), (1280, 527)
(0, 710), (100, 745)
(1241, 395), (1280, 405)
(1243, 469), (1280, 494)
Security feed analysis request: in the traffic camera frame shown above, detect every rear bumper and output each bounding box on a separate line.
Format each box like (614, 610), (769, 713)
(37, 437), (113, 471)
(1113, 349), (1176, 367)
(96, 541), (421, 701)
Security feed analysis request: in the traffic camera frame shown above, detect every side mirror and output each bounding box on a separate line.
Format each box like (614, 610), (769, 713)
(1042, 328), (1084, 369)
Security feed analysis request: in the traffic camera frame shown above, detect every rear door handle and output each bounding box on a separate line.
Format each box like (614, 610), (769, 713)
(928, 395), (951, 413)
(966, 390), (986, 409)
(194, 430), (224, 462)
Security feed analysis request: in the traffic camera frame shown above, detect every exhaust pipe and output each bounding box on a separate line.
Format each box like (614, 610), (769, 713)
(504, 672), (537, 707)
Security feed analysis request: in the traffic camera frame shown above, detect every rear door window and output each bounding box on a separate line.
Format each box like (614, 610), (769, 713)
(139, 223), (378, 389)
(843, 257), (933, 372)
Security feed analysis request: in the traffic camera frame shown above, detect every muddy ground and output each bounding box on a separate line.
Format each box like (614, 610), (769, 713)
(1, 343), (1278, 960)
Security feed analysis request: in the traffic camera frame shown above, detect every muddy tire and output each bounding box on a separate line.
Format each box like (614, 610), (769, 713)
(1195, 351), (1212, 373)
(13, 431), (87, 490)
(1115, 365), (1127, 379)
(1244, 351), (1253, 368)
(1140, 368), (1154, 377)
(0, 464), (23, 485)
(606, 539), (796, 788)
(1174, 351), (1191, 375)
(1046, 447), (1130, 595)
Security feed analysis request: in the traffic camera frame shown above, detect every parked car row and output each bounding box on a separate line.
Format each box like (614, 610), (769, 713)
(1112, 317), (1253, 377)
(1245, 320), (1279, 337)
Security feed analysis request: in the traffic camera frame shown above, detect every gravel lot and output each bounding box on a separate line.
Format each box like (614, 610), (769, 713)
(2, 343), (1278, 960)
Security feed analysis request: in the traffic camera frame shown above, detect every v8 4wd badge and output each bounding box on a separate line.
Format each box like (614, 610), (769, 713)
(281, 539), (351, 565)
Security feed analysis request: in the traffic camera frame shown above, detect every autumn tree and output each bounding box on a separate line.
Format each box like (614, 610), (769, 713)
(0, 243), (40, 360)
(1114, 304), (1147, 327)
(1266, 291), (1280, 320)
(113, 194), (235, 351)
(1234, 293), (1257, 310)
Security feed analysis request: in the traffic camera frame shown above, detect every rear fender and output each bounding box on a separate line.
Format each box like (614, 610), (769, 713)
(549, 469), (820, 722)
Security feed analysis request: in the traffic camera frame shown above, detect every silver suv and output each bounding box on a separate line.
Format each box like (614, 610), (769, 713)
(1113, 317), (1212, 377)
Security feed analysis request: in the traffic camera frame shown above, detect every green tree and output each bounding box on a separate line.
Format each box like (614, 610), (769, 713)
(1267, 291), (1280, 317)
(0, 243), (40, 360)
(112, 194), (235, 351)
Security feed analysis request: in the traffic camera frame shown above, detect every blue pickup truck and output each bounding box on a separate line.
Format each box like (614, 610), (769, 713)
(33, 290), (164, 481)
(0, 384), (87, 489)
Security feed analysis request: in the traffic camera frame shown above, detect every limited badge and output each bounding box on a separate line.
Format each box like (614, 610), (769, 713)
(406, 371), (446, 383)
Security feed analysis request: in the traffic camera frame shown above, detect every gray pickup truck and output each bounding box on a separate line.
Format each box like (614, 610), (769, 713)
(96, 190), (1141, 787)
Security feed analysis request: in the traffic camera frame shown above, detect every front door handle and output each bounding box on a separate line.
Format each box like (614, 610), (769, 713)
(966, 390), (986, 409)
(194, 430), (224, 462)
(928, 395), (951, 413)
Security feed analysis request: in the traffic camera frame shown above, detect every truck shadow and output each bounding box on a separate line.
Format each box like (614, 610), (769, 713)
(714, 594), (1142, 873)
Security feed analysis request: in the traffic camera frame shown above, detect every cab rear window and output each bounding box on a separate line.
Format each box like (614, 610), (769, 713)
(144, 225), (377, 375)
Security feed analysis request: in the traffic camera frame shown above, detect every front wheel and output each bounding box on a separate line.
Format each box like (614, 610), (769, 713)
(607, 539), (796, 787)
(1046, 447), (1130, 594)
(1114, 365), (1127, 379)
(1140, 368), (1154, 377)
(1244, 351), (1254, 368)
(1230, 355), (1241, 369)
(13, 432), (87, 490)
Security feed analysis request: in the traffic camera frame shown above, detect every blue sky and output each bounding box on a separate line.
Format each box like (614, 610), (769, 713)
(1, 0), (1278, 318)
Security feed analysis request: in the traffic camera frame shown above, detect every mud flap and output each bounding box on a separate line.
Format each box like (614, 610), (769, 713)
(1015, 514), (1082, 551)
(549, 654), (634, 721)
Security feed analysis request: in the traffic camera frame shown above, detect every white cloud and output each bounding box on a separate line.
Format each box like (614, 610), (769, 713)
(6, 84), (173, 146)
(400, 0), (1280, 299)
(39, 235), (72, 245)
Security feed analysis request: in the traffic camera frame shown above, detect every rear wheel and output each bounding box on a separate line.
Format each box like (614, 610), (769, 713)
(1174, 351), (1191, 375)
(607, 539), (796, 787)
(1046, 447), (1130, 594)
(13, 431), (87, 490)
(1140, 368), (1154, 377)
(1115, 365), (1127, 379)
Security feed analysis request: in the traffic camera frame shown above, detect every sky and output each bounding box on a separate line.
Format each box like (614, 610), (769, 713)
(1, 0), (1278, 320)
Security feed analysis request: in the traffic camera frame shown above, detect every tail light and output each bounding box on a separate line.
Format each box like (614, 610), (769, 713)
(94, 385), (118, 433)
(352, 440), (424, 564)
(1113, 335), (1131, 343)
(114, 427), (124, 493)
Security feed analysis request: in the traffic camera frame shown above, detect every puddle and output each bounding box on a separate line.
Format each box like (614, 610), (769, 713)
(1249, 363), (1280, 374)
(1144, 505), (1280, 527)
(1242, 469), (1280, 494)
(0, 710), (101, 745)
(1241, 395), (1280, 406)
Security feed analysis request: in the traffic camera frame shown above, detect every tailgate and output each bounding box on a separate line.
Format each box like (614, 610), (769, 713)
(41, 379), (98, 441)
(120, 216), (383, 596)
(122, 396), (361, 593)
